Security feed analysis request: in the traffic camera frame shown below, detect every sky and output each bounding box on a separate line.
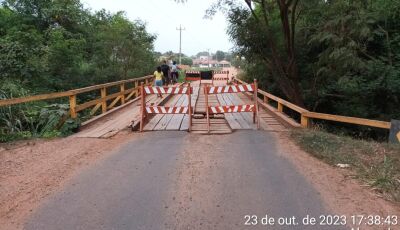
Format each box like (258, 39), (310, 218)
(81, 0), (234, 56)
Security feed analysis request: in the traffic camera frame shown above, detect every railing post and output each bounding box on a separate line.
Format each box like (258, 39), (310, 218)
(188, 83), (192, 132)
(134, 81), (139, 97)
(254, 79), (260, 129)
(145, 78), (148, 86)
(69, 94), (77, 118)
(278, 102), (283, 112)
(205, 85), (210, 133)
(120, 83), (125, 104)
(140, 82), (145, 132)
(263, 95), (269, 104)
(301, 114), (309, 128)
(101, 87), (107, 113)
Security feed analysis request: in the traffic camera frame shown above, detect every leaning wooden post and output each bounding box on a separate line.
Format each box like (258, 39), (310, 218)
(205, 85), (210, 133)
(120, 83), (125, 104)
(69, 94), (77, 119)
(187, 83), (192, 132)
(140, 83), (146, 132)
(101, 87), (107, 113)
(226, 71), (229, 84)
(253, 79), (260, 129)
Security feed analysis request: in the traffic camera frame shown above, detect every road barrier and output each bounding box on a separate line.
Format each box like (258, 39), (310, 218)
(140, 84), (193, 132)
(212, 70), (229, 85)
(209, 105), (255, 114)
(184, 71), (201, 81)
(204, 79), (260, 132)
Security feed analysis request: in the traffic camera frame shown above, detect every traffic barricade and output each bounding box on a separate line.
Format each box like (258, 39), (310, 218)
(185, 70), (201, 81)
(140, 83), (193, 132)
(211, 70), (230, 85)
(204, 79), (260, 132)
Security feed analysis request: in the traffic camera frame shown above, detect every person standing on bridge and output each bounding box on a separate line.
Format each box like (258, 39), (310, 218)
(153, 66), (164, 97)
(171, 61), (179, 84)
(160, 60), (170, 85)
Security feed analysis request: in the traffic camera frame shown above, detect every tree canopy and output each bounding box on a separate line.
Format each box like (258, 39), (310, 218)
(211, 0), (400, 128)
(0, 0), (157, 93)
(0, 0), (158, 141)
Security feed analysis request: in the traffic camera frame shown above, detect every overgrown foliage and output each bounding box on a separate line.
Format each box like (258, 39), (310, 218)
(212, 0), (400, 137)
(0, 0), (157, 141)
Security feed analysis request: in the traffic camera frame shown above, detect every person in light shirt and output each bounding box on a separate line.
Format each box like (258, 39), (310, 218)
(153, 66), (164, 97)
(171, 61), (179, 84)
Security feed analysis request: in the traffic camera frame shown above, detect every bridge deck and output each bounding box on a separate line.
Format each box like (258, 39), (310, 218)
(76, 79), (288, 138)
(144, 81), (200, 131)
(74, 94), (167, 138)
(143, 79), (285, 133)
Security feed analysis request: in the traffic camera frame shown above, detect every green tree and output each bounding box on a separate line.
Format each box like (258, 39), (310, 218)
(210, 0), (305, 106)
(181, 57), (193, 65)
(0, 0), (158, 140)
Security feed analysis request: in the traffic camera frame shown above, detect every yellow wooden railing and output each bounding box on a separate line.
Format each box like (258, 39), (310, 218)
(233, 78), (391, 130)
(0, 76), (154, 119)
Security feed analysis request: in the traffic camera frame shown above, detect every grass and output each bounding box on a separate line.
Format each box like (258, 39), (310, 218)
(291, 129), (400, 202)
(177, 70), (185, 83)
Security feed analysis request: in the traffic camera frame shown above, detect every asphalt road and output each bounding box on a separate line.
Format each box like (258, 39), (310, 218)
(25, 131), (341, 230)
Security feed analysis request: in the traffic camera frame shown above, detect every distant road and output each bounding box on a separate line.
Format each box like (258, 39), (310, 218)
(25, 131), (340, 230)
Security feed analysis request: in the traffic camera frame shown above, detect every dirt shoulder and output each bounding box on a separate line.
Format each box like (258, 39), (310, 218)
(275, 131), (400, 229)
(0, 131), (134, 230)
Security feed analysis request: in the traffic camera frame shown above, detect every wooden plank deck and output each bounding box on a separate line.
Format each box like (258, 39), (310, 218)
(140, 80), (288, 133)
(143, 82), (201, 131)
(74, 94), (165, 138)
(144, 94), (183, 131)
(191, 118), (232, 134)
(236, 92), (288, 132)
(72, 73), (291, 138)
(180, 85), (200, 131)
(76, 79), (289, 137)
(194, 84), (219, 114)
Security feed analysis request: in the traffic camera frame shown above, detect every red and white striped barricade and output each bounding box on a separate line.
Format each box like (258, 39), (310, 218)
(140, 84), (193, 132)
(204, 79), (259, 132)
(211, 70), (230, 85)
(185, 70), (201, 82)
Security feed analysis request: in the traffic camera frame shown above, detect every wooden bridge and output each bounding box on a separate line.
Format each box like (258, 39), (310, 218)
(0, 69), (394, 139)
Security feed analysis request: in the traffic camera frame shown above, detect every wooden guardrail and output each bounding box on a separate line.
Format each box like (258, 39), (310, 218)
(233, 78), (392, 130)
(0, 76), (154, 119)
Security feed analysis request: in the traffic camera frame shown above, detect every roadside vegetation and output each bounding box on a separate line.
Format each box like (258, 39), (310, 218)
(0, 0), (157, 142)
(292, 128), (400, 202)
(211, 0), (400, 139)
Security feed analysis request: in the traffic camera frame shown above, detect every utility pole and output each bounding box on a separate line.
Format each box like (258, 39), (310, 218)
(207, 49), (210, 68)
(176, 25), (185, 65)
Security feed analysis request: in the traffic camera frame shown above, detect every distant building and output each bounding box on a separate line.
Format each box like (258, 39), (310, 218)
(178, 64), (190, 70)
(192, 58), (231, 68)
